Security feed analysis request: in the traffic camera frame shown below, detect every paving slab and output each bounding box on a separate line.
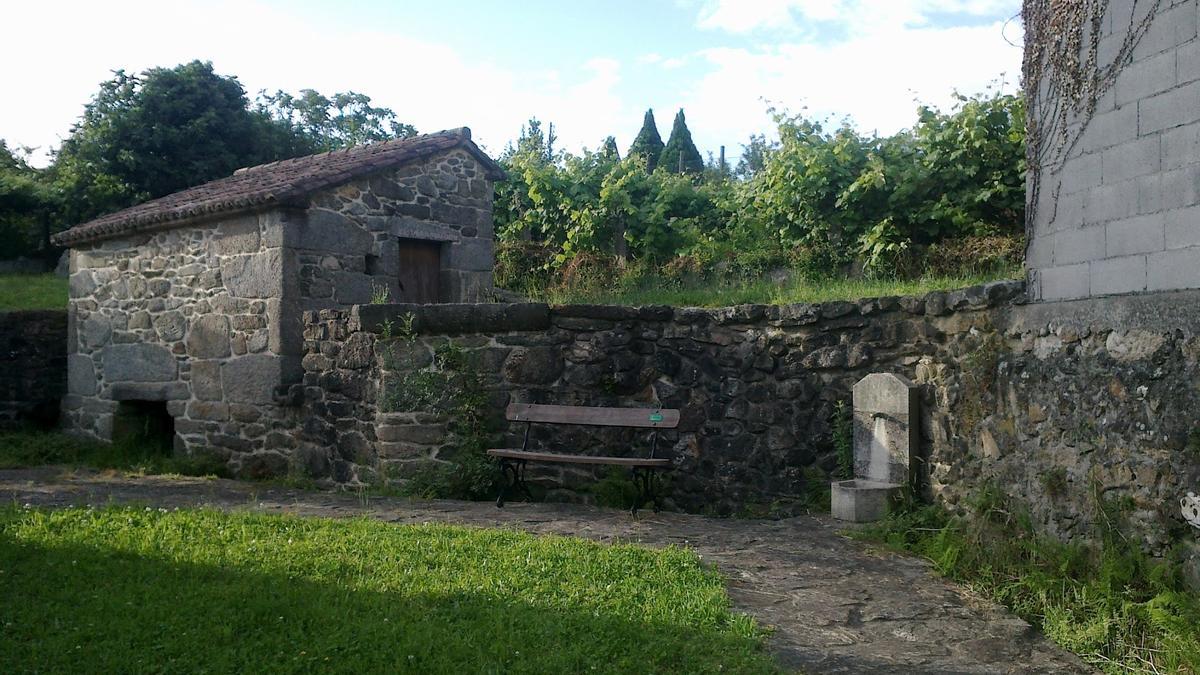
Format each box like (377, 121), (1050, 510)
(0, 468), (1093, 674)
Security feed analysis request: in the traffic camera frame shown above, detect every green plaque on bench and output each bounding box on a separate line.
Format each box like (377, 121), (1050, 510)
(649, 412), (664, 423)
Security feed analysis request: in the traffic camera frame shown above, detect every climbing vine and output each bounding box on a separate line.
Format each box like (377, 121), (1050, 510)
(1022, 0), (1163, 232)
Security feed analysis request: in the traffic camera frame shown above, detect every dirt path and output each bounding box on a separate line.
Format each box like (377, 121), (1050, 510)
(0, 468), (1092, 674)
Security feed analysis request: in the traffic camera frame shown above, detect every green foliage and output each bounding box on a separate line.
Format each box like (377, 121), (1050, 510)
(0, 142), (57, 261)
(853, 488), (1200, 673)
(380, 339), (498, 501)
(0, 430), (228, 478)
(255, 89), (416, 152)
(1041, 466), (1069, 498)
(832, 401), (853, 480)
(627, 109), (665, 171)
(51, 61), (291, 224)
(659, 109), (705, 175)
(494, 90), (1025, 300)
(369, 281), (391, 305)
(535, 270), (1015, 308)
(591, 466), (641, 509)
(1, 506), (775, 673)
(0, 273), (67, 310)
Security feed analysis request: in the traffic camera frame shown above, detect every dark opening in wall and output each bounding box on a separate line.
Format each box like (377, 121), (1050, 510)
(112, 400), (175, 453)
(365, 254), (383, 275)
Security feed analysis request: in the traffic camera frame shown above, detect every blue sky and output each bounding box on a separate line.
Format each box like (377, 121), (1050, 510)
(3, 1), (1024, 166)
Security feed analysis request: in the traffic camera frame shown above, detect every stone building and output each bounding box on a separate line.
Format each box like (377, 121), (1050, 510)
(51, 127), (503, 466)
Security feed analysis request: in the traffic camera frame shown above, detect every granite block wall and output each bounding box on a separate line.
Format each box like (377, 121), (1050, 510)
(295, 285), (1200, 558)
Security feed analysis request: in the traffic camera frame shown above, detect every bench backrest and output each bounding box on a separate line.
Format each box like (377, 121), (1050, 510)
(506, 403), (680, 429)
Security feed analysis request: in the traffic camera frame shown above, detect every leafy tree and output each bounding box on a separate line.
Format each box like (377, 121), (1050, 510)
(659, 109), (704, 175)
(256, 89), (416, 152)
(627, 109), (664, 171)
(0, 141), (56, 260)
(50, 60), (297, 223)
(735, 134), (773, 179)
(601, 136), (620, 160)
(48, 61), (418, 227)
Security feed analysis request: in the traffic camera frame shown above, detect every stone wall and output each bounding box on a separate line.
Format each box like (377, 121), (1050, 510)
(294, 284), (1200, 554)
(0, 310), (67, 429)
(300, 148), (495, 306)
(61, 213), (303, 475)
(1027, 0), (1200, 300)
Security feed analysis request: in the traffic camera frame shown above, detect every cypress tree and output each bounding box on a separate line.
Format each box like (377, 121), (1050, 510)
(627, 109), (664, 170)
(660, 109), (704, 174)
(601, 135), (620, 160)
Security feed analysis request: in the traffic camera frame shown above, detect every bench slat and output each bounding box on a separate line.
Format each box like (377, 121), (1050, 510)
(505, 403), (680, 428)
(488, 448), (670, 467)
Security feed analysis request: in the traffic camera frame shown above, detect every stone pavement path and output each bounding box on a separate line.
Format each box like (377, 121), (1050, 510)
(0, 468), (1092, 674)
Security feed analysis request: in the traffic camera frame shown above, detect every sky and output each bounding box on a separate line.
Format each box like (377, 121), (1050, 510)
(2, 0), (1024, 167)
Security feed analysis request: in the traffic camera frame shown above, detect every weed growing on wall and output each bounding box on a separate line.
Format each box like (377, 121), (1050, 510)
(852, 486), (1200, 673)
(378, 326), (498, 500)
(832, 400), (853, 480)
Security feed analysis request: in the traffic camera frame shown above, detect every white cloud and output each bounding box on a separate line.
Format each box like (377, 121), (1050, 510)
(695, 0), (1017, 34)
(677, 0), (1022, 162)
(0, 0), (631, 166)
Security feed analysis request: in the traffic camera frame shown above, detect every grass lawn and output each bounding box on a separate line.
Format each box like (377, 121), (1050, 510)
(535, 271), (1020, 308)
(0, 273), (67, 311)
(0, 506), (776, 674)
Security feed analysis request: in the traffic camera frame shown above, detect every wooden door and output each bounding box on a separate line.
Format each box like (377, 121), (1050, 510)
(397, 238), (442, 304)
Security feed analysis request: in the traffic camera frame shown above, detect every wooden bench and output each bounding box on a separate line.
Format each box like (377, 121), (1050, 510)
(487, 403), (680, 515)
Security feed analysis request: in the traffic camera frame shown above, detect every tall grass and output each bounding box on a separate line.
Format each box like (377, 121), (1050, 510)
(852, 489), (1200, 673)
(533, 270), (1020, 307)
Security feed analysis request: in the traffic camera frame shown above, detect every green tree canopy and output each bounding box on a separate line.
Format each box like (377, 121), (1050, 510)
(659, 109), (704, 175)
(627, 109), (664, 171)
(49, 60), (417, 225)
(51, 61), (294, 223)
(0, 141), (56, 259)
(255, 90), (416, 152)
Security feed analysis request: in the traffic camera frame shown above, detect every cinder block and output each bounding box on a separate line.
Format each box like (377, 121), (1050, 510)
(1102, 135), (1162, 183)
(1177, 36), (1200, 85)
(1105, 0), (1136, 38)
(1053, 227), (1106, 265)
(1062, 153), (1104, 194)
(1084, 180), (1139, 224)
(1147, 246), (1200, 290)
(1137, 173), (1164, 214)
(1160, 164), (1200, 210)
(1165, 204), (1200, 248)
(1130, 3), (1193, 61)
(1115, 50), (1177, 106)
(1139, 80), (1200, 135)
(1040, 263), (1091, 301)
(1161, 120), (1200, 170)
(1105, 214), (1166, 257)
(1025, 235), (1054, 269)
(1081, 105), (1138, 153)
(1090, 254), (1147, 296)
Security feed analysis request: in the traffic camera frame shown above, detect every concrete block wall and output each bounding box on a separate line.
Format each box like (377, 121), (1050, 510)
(1028, 0), (1200, 301)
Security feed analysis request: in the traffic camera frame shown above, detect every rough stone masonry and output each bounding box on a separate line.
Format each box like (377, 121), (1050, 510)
(293, 283), (1200, 578)
(50, 129), (503, 471)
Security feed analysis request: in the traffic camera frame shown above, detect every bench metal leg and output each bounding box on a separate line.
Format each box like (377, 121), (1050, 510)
(630, 467), (662, 517)
(496, 458), (533, 508)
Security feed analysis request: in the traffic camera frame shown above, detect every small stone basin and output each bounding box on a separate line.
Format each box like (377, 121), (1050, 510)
(831, 479), (901, 522)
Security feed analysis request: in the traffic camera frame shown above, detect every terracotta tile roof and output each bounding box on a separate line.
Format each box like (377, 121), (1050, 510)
(52, 127), (504, 247)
